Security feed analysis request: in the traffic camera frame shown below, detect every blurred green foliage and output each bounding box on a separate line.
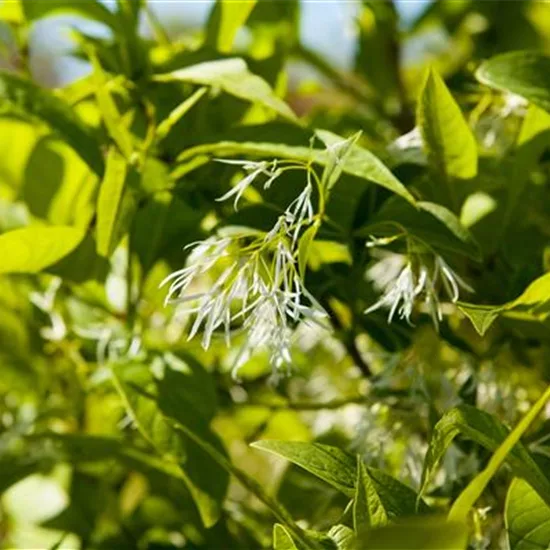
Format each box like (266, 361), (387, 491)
(1, 1), (550, 548)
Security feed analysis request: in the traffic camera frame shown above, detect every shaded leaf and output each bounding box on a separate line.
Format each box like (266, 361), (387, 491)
(252, 440), (428, 518)
(359, 198), (480, 260)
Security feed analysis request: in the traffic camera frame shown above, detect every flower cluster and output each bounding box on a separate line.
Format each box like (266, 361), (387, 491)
(364, 249), (472, 328)
(161, 160), (327, 374)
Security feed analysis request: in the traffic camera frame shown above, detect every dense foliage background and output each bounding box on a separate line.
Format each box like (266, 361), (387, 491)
(3, 1), (550, 548)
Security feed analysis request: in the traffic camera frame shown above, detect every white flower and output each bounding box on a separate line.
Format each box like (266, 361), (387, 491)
(364, 250), (473, 327)
(215, 159), (282, 209)
(160, 228), (328, 373)
(365, 261), (424, 324)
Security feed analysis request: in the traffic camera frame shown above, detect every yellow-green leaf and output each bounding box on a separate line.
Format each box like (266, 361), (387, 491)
(506, 478), (550, 550)
(96, 148), (137, 257)
(207, 0), (257, 54)
(155, 58), (298, 124)
(364, 517), (468, 550)
(418, 67), (477, 208)
(353, 456), (387, 544)
(0, 226), (85, 274)
(0, 71), (104, 175)
(477, 51), (550, 113)
(449, 385), (550, 522)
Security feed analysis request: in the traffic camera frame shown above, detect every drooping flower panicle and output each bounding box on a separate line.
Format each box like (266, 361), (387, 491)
(365, 249), (473, 328)
(161, 157), (327, 373)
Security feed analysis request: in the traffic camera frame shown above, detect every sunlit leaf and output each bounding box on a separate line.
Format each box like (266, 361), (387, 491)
(155, 58), (298, 123)
(175, 127), (416, 205)
(96, 147), (137, 257)
(353, 456), (387, 543)
(207, 0), (257, 54)
(363, 517), (469, 549)
(0, 225), (85, 274)
(506, 478), (550, 550)
(477, 51), (550, 113)
(0, 71), (104, 175)
(420, 404), (550, 508)
(459, 272), (550, 335)
(273, 524), (299, 550)
(21, 0), (116, 27)
(418, 67), (477, 209)
(449, 385), (550, 521)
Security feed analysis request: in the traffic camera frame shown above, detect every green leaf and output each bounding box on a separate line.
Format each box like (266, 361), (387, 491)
(298, 223), (319, 278)
(316, 130), (361, 192)
(29, 432), (191, 486)
(327, 525), (355, 550)
(418, 68), (477, 181)
(420, 404), (550, 508)
(360, 198), (480, 260)
(353, 456), (387, 544)
(23, 136), (98, 229)
(96, 147), (138, 257)
(207, 0), (258, 54)
(175, 129), (416, 206)
(89, 54), (134, 160)
(363, 517), (469, 550)
(505, 478), (550, 550)
(0, 71), (104, 175)
(457, 303), (501, 336)
(477, 51), (550, 113)
(251, 440), (427, 518)
(155, 359), (229, 527)
(0, 225), (85, 274)
(112, 354), (227, 528)
(459, 272), (550, 335)
(251, 440), (356, 496)
(21, 0), (117, 27)
(111, 362), (186, 462)
(156, 87), (208, 142)
(273, 524), (299, 550)
(155, 58), (298, 123)
(449, 385), (550, 521)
